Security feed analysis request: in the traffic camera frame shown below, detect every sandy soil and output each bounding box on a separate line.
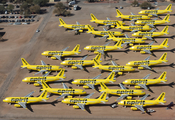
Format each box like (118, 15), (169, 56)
(0, 2), (175, 120)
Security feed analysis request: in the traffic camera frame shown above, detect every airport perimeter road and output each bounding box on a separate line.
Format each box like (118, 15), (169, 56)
(0, 6), (55, 101)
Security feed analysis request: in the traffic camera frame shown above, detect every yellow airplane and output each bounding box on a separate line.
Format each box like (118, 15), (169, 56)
(21, 58), (62, 75)
(116, 9), (151, 21)
(93, 59), (135, 75)
(59, 18), (92, 34)
(40, 81), (86, 99)
(86, 24), (124, 39)
(126, 52), (168, 70)
(115, 21), (152, 33)
(3, 90), (49, 109)
(118, 92), (166, 113)
(122, 71), (167, 90)
(61, 53), (102, 70)
(84, 40), (123, 54)
(129, 38), (169, 54)
(72, 72), (116, 89)
(90, 13), (125, 28)
(135, 14), (170, 27)
(132, 26), (169, 40)
(99, 82), (146, 101)
(41, 44), (81, 60)
(61, 92), (108, 111)
(107, 31), (145, 46)
(139, 4), (172, 17)
(22, 69), (66, 86)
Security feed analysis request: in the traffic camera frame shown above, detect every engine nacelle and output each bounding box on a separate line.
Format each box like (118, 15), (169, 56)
(79, 30), (83, 33)
(135, 86), (141, 89)
(34, 83), (41, 87)
(127, 96), (132, 100)
(118, 72), (123, 75)
(138, 67), (144, 70)
(94, 51), (99, 54)
(14, 104), (21, 108)
(83, 86), (89, 89)
(111, 25), (115, 28)
(140, 51), (146, 54)
(51, 57), (57, 60)
(131, 107), (138, 111)
(67, 96), (72, 98)
(129, 43), (133, 46)
(73, 105), (80, 109)
(72, 66), (78, 69)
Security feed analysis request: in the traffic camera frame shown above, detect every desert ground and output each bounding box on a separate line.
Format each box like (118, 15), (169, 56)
(0, 1), (175, 120)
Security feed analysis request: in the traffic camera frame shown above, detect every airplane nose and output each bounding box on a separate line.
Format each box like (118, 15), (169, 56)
(61, 61), (66, 65)
(126, 62), (131, 66)
(22, 78), (27, 82)
(41, 52), (46, 56)
(71, 80), (76, 84)
(3, 98), (8, 102)
(129, 47), (134, 50)
(118, 101), (123, 105)
(84, 46), (90, 50)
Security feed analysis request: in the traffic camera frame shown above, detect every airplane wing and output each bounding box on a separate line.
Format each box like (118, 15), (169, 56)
(116, 94), (129, 101)
(55, 93), (70, 100)
(107, 17), (110, 20)
(24, 91), (35, 97)
(140, 94), (149, 100)
(130, 12), (135, 15)
(80, 55), (88, 60)
(62, 83), (68, 89)
(34, 70), (48, 75)
(140, 65), (152, 70)
(104, 42), (111, 46)
(112, 70), (120, 73)
(111, 61), (118, 66)
(54, 55), (61, 60)
(143, 36), (153, 40)
(97, 50), (104, 54)
(103, 28), (107, 31)
(104, 24), (113, 27)
(130, 30), (139, 33)
(130, 19), (138, 21)
(92, 74), (102, 79)
(74, 64), (84, 70)
(76, 103), (85, 110)
(143, 73), (151, 79)
(18, 102), (27, 109)
(144, 56), (150, 60)
(130, 23), (135, 26)
(42, 72), (50, 77)
(119, 83), (126, 89)
(142, 50), (152, 54)
(61, 46), (69, 51)
(41, 60), (46, 65)
(149, 14), (158, 17)
(84, 92), (94, 98)
(149, 29), (156, 32)
(76, 21), (80, 25)
(134, 105), (145, 113)
(138, 84), (149, 90)
(147, 24), (154, 28)
(86, 84), (95, 89)
(148, 41), (154, 45)
(125, 34), (129, 38)
(100, 35), (108, 39)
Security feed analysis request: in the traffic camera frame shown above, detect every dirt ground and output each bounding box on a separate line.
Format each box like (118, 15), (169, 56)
(0, 1), (175, 120)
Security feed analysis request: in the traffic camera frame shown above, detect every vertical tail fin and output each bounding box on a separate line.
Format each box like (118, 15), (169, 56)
(98, 92), (107, 101)
(94, 53), (102, 62)
(90, 13), (97, 21)
(156, 92), (166, 102)
(163, 14), (170, 22)
(158, 71), (167, 80)
(160, 38), (169, 48)
(72, 44), (80, 52)
(106, 72), (115, 80)
(114, 40), (123, 49)
(165, 4), (172, 11)
(159, 52), (167, 61)
(87, 24), (94, 32)
(161, 26), (169, 34)
(59, 18), (66, 26)
(21, 58), (30, 66)
(116, 9), (123, 16)
(41, 81), (51, 89)
(56, 69), (65, 78)
(100, 82), (109, 90)
(93, 58), (102, 68)
(108, 31), (115, 38)
(116, 20), (122, 28)
(39, 90), (48, 99)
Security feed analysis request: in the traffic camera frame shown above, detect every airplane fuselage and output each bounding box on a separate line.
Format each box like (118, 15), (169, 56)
(41, 51), (79, 57)
(61, 60), (94, 66)
(117, 25), (151, 31)
(21, 65), (61, 71)
(129, 45), (165, 51)
(87, 31), (123, 36)
(109, 38), (145, 44)
(84, 45), (120, 52)
(123, 79), (163, 85)
(61, 24), (88, 30)
(97, 65), (135, 72)
(116, 15), (150, 20)
(90, 20), (125, 26)
(72, 79), (115, 85)
(135, 20), (167, 25)
(132, 32), (165, 37)
(3, 97), (43, 104)
(139, 10), (171, 15)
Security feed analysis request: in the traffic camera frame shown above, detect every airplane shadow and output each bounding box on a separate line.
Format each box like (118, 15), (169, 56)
(0, 39), (8, 42)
